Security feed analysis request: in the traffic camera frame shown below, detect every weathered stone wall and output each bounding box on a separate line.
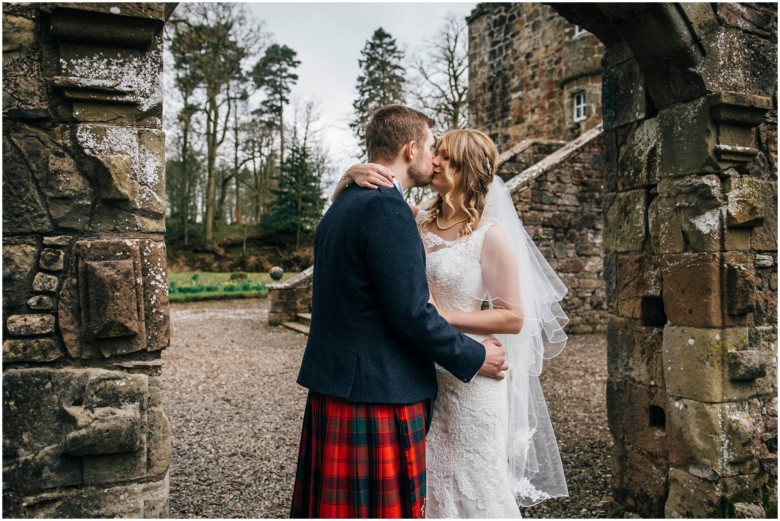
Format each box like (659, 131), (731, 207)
(553, 2), (777, 517)
(468, 3), (607, 334)
(3, 3), (174, 517)
(468, 2), (603, 148)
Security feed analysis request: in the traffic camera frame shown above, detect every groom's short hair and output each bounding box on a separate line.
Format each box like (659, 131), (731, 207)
(365, 105), (435, 163)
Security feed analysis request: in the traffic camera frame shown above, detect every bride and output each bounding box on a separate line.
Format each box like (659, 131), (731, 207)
(338, 128), (569, 518)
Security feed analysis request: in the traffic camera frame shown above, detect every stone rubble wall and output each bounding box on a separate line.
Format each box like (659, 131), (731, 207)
(3, 3), (173, 517)
(468, 2), (604, 148)
(506, 140), (607, 334)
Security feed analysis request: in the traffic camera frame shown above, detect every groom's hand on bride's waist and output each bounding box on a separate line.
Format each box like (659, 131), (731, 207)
(478, 338), (508, 380)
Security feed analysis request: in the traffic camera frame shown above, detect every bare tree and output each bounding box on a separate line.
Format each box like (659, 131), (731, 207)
(239, 120), (275, 224)
(168, 3), (264, 242)
(165, 78), (202, 245)
(409, 13), (469, 131)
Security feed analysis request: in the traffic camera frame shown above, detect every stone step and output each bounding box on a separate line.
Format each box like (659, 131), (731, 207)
(296, 312), (312, 325)
(282, 321), (310, 335)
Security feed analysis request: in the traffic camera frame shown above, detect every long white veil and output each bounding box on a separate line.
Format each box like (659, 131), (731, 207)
(479, 176), (569, 507)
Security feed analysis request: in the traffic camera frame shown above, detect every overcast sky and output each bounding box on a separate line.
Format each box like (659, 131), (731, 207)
(245, 1), (477, 180)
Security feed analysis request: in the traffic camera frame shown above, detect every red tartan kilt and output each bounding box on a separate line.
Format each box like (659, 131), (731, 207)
(291, 391), (427, 518)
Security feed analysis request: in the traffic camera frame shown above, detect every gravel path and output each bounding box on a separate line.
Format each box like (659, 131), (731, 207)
(162, 299), (611, 518)
(522, 332), (613, 519)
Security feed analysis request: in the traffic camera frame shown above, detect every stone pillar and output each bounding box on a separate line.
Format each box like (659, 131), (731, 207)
(593, 4), (777, 518)
(3, 3), (174, 517)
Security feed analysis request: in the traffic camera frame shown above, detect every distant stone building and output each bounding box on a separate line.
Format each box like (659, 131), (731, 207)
(468, 3), (607, 333)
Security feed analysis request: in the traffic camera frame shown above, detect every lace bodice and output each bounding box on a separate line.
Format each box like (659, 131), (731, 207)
(418, 211), (490, 315)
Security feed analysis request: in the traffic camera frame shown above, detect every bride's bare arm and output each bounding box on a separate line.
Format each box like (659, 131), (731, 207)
(330, 163), (395, 202)
(439, 226), (523, 335)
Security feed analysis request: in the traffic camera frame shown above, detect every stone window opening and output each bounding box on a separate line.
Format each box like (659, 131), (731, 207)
(648, 405), (666, 430)
(573, 91), (587, 122)
(573, 25), (588, 38)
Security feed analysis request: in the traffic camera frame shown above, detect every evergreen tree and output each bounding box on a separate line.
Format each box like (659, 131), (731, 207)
(261, 127), (325, 248)
(350, 28), (406, 157)
(252, 44), (301, 167)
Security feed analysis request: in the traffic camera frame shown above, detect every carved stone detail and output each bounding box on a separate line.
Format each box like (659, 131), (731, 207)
(710, 92), (773, 163)
(58, 239), (170, 359)
(85, 259), (143, 340)
(63, 403), (142, 456)
(93, 154), (137, 201)
(3, 367), (166, 506)
(728, 350), (767, 381)
(726, 177), (766, 228)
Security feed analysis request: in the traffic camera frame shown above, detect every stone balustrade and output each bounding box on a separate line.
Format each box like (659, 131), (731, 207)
(267, 267), (314, 327)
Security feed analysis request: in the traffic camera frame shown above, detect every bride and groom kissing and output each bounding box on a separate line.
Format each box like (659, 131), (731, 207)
(291, 105), (569, 518)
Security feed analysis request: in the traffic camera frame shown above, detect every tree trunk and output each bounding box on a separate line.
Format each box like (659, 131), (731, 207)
(450, 105), (459, 131)
(180, 105), (194, 246)
(278, 73), (285, 169)
(204, 104), (218, 243)
(233, 103), (241, 225)
(234, 178), (241, 224)
(263, 150), (274, 219)
(216, 172), (233, 228)
(253, 152), (261, 224)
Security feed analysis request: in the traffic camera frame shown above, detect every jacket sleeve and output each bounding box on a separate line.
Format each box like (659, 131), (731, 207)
(361, 192), (486, 382)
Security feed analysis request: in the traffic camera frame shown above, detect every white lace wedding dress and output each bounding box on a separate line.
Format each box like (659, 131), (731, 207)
(418, 211), (522, 519)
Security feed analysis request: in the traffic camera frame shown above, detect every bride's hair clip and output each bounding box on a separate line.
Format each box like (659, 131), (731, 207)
(484, 156), (492, 176)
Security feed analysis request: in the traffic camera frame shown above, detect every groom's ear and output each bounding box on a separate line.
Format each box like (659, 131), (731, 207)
(403, 140), (416, 162)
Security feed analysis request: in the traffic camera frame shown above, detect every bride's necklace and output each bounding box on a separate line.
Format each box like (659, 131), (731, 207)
(435, 214), (468, 231)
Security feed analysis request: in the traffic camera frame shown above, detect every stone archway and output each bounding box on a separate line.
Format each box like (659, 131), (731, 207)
(549, 3), (777, 517)
(3, 2), (776, 518)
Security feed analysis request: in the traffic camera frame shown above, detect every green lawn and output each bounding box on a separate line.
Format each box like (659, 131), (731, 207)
(167, 271), (294, 303)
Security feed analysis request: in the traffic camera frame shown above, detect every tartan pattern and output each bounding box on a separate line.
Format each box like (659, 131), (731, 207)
(291, 391), (427, 518)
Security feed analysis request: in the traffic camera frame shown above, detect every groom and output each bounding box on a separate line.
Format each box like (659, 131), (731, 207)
(290, 104), (507, 518)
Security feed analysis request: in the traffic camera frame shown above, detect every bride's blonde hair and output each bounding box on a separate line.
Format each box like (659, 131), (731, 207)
(421, 129), (499, 236)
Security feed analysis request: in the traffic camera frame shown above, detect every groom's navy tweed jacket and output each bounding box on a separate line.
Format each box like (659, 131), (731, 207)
(297, 184), (486, 404)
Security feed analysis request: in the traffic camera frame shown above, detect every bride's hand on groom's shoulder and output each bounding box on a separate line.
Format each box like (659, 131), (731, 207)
(346, 163), (395, 189)
(478, 338), (508, 380)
